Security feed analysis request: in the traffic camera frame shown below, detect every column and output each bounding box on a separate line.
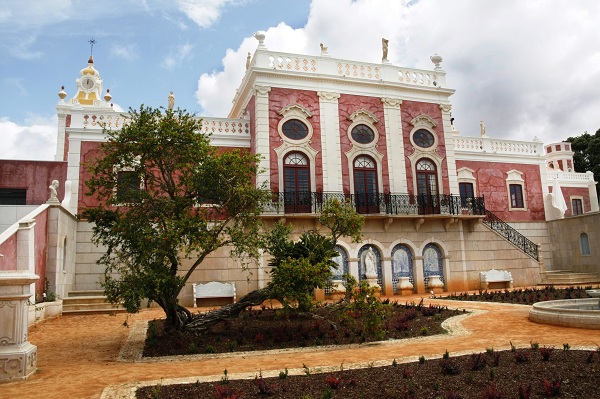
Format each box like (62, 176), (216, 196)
(381, 98), (406, 193)
(317, 92), (342, 192)
(413, 255), (425, 294)
(253, 85), (271, 188)
(381, 257), (393, 296)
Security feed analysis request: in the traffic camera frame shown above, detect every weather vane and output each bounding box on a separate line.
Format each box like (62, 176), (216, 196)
(88, 38), (96, 56)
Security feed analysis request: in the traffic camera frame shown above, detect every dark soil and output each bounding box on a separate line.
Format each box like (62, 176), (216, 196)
(137, 348), (600, 398)
(144, 299), (461, 357)
(442, 285), (597, 305)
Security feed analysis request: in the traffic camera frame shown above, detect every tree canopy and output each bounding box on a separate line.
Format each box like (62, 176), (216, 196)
(567, 128), (600, 197)
(81, 106), (269, 330)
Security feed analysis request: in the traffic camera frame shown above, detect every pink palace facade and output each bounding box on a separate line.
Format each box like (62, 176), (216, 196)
(1, 33), (599, 307)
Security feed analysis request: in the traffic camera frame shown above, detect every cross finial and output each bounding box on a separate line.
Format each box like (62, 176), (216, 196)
(88, 38), (96, 55)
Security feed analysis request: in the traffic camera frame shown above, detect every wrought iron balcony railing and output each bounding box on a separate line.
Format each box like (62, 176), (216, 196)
(261, 191), (486, 217)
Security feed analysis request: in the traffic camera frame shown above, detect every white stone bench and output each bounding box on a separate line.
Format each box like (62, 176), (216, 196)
(480, 269), (514, 289)
(192, 281), (236, 307)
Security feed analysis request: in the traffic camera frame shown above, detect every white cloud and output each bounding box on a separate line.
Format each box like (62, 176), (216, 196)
(175, 0), (236, 29)
(111, 43), (138, 61)
(162, 42), (194, 70)
(196, 0), (600, 143)
(0, 116), (57, 160)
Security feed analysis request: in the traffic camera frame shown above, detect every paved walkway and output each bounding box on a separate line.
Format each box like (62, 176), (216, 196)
(3, 294), (600, 399)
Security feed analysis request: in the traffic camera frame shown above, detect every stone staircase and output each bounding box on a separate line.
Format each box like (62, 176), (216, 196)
(62, 290), (126, 315)
(539, 270), (600, 286)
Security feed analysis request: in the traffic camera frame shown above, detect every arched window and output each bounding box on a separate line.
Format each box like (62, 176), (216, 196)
(325, 245), (349, 296)
(391, 244), (413, 293)
(358, 245), (382, 287)
(423, 243), (444, 288)
(416, 158), (439, 214)
(580, 233), (591, 256)
(283, 152), (311, 213)
(353, 155), (379, 213)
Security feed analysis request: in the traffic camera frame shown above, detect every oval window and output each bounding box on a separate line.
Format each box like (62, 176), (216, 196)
(282, 119), (309, 140)
(413, 129), (435, 148)
(351, 124), (375, 144)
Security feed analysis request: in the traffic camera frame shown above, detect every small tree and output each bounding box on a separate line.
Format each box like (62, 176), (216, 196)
(266, 199), (364, 312)
(567, 129), (600, 197)
(81, 106), (268, 331)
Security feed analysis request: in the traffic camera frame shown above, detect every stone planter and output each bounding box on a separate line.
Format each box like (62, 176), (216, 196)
(428, 275), (444, 294)
(398, 276), (414, 295)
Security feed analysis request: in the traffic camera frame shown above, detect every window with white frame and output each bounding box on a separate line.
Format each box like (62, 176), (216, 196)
(506, 170), (526, 211)
(571, 197), (584, 215)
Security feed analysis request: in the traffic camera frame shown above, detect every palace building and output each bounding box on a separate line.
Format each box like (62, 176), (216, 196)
(1, 33), (599, 310)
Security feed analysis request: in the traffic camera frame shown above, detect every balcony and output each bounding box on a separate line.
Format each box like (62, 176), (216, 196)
(262, 192), (485, 217)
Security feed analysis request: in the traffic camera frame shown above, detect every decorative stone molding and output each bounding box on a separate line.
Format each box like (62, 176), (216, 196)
(381, 97), (402, 107)
(410, 114), (437, 129)
(457, 167), (477, 196)
(253, 85), (271, 96)
(276, 105), (315, 146)
(317, 91), (340, 102)
(277, 103), (313, 118)
(439, 103), (452, 113)
(348, 108), (379, 124)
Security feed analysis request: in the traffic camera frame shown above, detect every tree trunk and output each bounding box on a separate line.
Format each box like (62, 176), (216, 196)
(163, 298), (193, 331)
(185, 287), (272, 332)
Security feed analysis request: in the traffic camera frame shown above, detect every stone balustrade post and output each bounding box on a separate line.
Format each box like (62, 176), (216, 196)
(0, 271), (39, 382)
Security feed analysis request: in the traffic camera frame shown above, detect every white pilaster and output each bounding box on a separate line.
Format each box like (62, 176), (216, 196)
(55, 106), (68, 162)
(16, 220), (36, 303)
(381, 98), (405, 193)
(439, 104), (459, 195)
(317, 92), (342, 192)
(66, 138), (82, 214)
(253, 85), (271, 188)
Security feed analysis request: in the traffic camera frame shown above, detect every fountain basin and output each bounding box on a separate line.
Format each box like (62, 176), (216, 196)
(529, 299), (600, 329)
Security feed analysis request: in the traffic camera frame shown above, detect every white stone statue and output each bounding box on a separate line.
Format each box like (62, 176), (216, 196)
(246, 52), (251, 70)
(480, 120), (487, 137)
(48, 180), (59, 202)
(168, 91), (175, 110)
(320, 43), (328, 54)
(382, 38), (389, 62)
(364, 247), (377, 277)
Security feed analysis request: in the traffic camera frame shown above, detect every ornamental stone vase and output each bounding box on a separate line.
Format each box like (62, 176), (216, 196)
(428, 275), (444, 294)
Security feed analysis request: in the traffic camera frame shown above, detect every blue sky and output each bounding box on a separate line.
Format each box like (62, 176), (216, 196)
(1, 0), (600, 160)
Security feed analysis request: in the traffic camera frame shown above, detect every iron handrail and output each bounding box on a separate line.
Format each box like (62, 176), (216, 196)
(483, 210), (539, 261)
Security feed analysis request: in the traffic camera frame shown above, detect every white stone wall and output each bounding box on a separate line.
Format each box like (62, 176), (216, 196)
(74, 221), (106, 291)
(45, 206), (78, 299)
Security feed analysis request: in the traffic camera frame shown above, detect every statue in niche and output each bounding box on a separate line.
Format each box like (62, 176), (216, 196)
(364, 247), (377, 277)
(480, 120), (487, 137)
(382, 38), (389, 62)
(168, 91), (175, 110)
